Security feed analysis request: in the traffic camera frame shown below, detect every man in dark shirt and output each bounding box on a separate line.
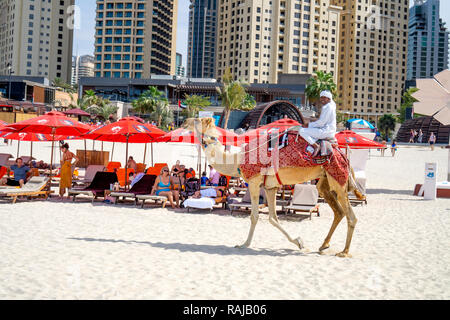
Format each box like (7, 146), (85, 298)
(1, 158), (30, 187)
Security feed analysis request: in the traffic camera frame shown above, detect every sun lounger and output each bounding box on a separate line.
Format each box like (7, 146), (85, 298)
(136, 194), (168, 208)
(228, 188), (267, 215)
(183, 197), (216, 212)
(106, 162), (121, 172)
(68, 171), (118, 203)
(73, 165), (105, 186)
(109, 174), (157, 205)
(0, 153), (13, 166)
(282, 184), (320, 220)
(0, 176), (53, 203)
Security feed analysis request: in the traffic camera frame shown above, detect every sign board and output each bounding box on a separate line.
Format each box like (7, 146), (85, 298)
(423, 162), (437, 200)
(198, 111), (214, 118)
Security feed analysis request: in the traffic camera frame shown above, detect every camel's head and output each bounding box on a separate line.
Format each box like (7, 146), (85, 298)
(183, 117), (219, 146)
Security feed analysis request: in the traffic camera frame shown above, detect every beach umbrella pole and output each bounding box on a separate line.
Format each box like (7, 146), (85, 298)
(151, 143), (154, 167)
(111, 142), (115, 162)
(16, 140), (20, 158)
(30, 142), (33, 160)
(125, 136), (129, 191)
(84, 140), (87, 168)
(143, 143), (147, 164)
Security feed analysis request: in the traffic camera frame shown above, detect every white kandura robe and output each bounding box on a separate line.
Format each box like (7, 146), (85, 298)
(299, 100), (337, 145)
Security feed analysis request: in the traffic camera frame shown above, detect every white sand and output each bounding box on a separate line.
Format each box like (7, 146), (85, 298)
(0, 140), (449, 299)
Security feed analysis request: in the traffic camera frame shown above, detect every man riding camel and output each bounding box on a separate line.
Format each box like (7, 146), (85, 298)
(299, 90), (337, 157)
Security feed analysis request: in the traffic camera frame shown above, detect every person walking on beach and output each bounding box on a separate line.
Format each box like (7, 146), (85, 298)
(409, 129), (415, 143)
(59, 143), (78, 200)
(391, 140), (397, 157)
(429, 132), (436, 151)
(417, 129), (423, 143)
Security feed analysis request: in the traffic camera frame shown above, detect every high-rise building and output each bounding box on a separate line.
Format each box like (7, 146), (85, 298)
(94, 0), (178, 79)
(72, 55), (95, 85)
(407, 0), (448, 80)
(215, 0), (342, 84)
(0, 0), (75, 84)
(187, 0), (217, 79)
(176, 53), (185, 77)
(332, 0), (409, 118)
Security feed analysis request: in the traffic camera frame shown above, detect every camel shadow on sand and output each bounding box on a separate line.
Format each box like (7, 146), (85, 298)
(67, 237), (321, 257)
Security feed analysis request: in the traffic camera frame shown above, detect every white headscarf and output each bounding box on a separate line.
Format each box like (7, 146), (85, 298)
(320, 90), (333, 100)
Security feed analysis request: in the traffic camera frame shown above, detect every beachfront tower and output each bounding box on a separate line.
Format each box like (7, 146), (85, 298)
(187, 0), (217, 79)
(0, 0), (75, 83)
(331, 0), (409, 122)
(94, 0), (179, 78)
(407, 0), (449, 80)
(215, 0), (342, 84)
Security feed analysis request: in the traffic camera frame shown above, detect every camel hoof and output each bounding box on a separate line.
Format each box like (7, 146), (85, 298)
(294, 237), (304, 250)
(336, 252), (352, 258)
(235, 244), (248, 249)
(319, 244), (330, 252)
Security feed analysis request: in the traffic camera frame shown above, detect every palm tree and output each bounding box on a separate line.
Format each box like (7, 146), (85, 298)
(183, 94), (211, 118)
(150, 99), (173, 128)
(87, 99), (118, 121)
(217, 69), (256, 129)
(378, 114), (397, 140)
(305, 71), (337, 105)
(69, 89), (99, 111)
(397, 88), (419, 123)
(132, 86), (165, 116)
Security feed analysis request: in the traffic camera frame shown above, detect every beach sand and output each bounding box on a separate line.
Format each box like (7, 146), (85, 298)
(0, 140), (449, 299)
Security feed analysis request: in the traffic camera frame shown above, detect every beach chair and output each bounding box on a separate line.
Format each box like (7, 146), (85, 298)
(0, 176), (53, 203)
(228, 188), (267, 215)
(109, 174), (157, 205)
(281, 184), (320, 220)
(73, 165), (105, 186)
(136, 163), (146, 173)
(68, 171), (118, 203)
(106, 161), (121, 172)
(20, 156), (35, 165)
(146, 163), (168, 176)
(116, 168), (135, 187)
(136, 194), (168, 208)
(0, 153), (13, 166)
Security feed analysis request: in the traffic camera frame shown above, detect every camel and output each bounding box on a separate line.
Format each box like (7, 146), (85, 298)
(183, 117), (364, 258)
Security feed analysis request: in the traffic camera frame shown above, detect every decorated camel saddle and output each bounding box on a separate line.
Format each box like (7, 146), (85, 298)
(239, 131), (350, 186)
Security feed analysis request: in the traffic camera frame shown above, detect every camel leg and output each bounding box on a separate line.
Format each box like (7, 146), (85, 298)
(317, 177), (346, 252)
(335, 188), (358, 258)
(235, 181), (261, 249)
(266, 187), (304, 250)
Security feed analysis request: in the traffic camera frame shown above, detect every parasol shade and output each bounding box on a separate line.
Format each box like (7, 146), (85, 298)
(156, 127), (239, 146)
(63, 108), (91, 117)
(412, 69), (450, 126)
(335, 130), (385, 149)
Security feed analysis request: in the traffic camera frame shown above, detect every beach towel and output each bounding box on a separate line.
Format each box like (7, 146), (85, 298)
(239, 132), (349, 186)
(59, 161), (72, 189)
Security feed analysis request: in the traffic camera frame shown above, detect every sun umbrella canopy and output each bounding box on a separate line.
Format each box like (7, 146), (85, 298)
(239, 119), (301, 144)
(156, 127), (239, 146)
(347, 118), (375, 129)
(3, 111), (92, 135)
(82, 117), (166, 143)
(63, 108), (91, 117)
(0, 131), (80, 141)
(412, 69), (450, 126)
(335, 130), (384, 149)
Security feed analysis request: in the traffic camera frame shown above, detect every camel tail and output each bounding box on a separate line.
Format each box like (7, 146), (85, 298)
(348, 167), (366, 201)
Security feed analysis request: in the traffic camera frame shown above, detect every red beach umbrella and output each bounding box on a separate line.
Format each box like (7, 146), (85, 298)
(3, 111), (92, 175)
(335, 130), (385, 149)
(82, 117), (166, 189)
(63, 108), (91, 117)
(239, 119), (301, 144)
(156, 127), (239, 146)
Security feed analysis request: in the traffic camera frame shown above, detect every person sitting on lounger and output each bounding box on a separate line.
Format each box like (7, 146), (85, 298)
(151, 166), (179, 209)
(1, 158), (30, 187)
(127, 156), (137, 172)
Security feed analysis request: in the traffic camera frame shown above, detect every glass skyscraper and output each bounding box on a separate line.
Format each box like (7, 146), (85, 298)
(407, 0), (449, 80)
(187, 0), (217, 79)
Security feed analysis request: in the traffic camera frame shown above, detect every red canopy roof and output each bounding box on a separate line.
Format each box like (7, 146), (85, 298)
(335, 130), (385, 149)
(63, 108), (91, 117)
(156, 127), (239, 146)
(239, 119), (301, 144)
(3, 111), (92, 136)
(82, 117), (166, 143)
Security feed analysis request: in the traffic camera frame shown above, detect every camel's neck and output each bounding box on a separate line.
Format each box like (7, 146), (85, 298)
(202, 138), (241, 178)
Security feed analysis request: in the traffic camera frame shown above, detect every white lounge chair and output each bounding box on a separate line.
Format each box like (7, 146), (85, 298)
(136, 194), (168, 208)
(228, 188), (267, 215)
(0, 153), (13, 166)
(282, 184), (320, 220)
(0, 176), (53, 203)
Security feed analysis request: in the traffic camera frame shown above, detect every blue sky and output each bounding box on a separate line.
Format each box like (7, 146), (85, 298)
(73, 0), (450, 69)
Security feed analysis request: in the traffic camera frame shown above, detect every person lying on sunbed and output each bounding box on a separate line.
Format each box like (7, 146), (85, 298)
(192, 186), (226, 199)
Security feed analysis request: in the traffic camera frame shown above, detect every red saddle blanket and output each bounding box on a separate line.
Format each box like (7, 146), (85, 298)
(239, 132), (349, 186)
